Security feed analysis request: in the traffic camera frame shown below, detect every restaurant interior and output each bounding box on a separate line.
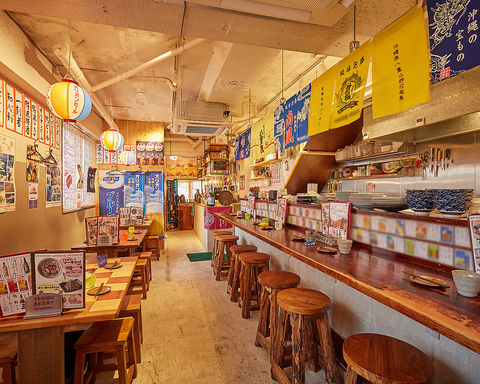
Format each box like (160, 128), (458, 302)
(0, 0), (480, 383)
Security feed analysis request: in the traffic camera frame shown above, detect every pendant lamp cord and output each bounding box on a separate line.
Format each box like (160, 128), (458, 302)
(354, 5), (357, 41)
(281, 50), (285, 104)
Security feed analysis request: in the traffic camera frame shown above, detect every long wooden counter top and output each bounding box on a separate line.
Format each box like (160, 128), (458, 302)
(216, 212), (480, 355)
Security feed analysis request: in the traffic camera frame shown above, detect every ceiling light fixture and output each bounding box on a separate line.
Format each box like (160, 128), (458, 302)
(349, 5), (360, 53)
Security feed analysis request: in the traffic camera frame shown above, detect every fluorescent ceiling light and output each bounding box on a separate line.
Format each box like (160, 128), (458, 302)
(221, 0), (312, 22)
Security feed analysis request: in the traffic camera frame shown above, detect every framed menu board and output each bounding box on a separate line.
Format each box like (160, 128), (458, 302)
(119, 207), (131, 226)
(85, 217), (98, 246)
(32, 251), (85, 309)
(275, 198), (288, 224)
(321, 202), (351, 239)
(0, 252), (33, 317)
(247, 196), (256, 215)
(97, 216), (120, 244)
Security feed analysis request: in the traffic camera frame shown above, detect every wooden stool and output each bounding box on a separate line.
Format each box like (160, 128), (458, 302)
(127, 259), (148, 299)
(74, 318), (137, 384)
(343, 333), (436, 384)
(255, 271), (301, 358)
(211, 230), (233, 269)
(0, 338), (17, 384)
(136, 251), (153, 282)
(227, 244), (258, 301)
(272, 288), (341, 384)
(238, 252), (270, 319)
(143, 233), (160, 261)
(214, 235), (239, 281)
(119, 294), (143, 363)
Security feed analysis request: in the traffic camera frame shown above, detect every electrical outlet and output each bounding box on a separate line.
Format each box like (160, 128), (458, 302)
(416, 117), (426, 126)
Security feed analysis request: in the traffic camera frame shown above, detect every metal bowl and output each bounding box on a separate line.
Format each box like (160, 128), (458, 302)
(381, 161), (403, 174)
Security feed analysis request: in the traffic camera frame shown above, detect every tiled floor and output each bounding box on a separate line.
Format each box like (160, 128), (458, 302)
(96, 229), (329, 383)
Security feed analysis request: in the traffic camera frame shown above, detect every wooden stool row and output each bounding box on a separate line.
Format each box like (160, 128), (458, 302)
(213, 234), (238, 280)
(227, 244), (258, 300)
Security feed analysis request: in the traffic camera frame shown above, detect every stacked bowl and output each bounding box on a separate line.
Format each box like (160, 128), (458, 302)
(349, 193), (385, 210)
(335, 191), (359, 203)
(433, 189), (474, 217)
(372, 196), (408, 211)
(405, 189), (435, 215)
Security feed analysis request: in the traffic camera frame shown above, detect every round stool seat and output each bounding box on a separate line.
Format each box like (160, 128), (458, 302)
(231, 244), (257, 253)
(258, 271), (301, 290)
(213, 230), (232, 236)
(216, 235), (239, 242)
(343, 333), (436, 384)
(239, 252), (270, 264)
(277, 288), (331, 316)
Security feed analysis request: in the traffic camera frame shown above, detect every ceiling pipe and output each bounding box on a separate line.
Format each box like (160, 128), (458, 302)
(127, 76), (178, 91)
(164, 132), (203, 149)
(52, 41), (119, 131)
(89, 38), (208, 93)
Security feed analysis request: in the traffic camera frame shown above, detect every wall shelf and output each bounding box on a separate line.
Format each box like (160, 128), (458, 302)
(250, 176), (271, 180)
(249, 159), (281, 168)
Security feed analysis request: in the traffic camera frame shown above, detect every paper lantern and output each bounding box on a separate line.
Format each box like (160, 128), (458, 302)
(46, 79), (92, 122)
(100, 129), (124, 152)
(121, 150), (135, 166)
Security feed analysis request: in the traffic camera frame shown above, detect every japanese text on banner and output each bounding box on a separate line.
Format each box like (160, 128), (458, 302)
(308, 67), (335, 136)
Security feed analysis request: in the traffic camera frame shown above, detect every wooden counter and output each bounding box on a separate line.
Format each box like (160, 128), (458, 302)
(216, 213), (480, 355)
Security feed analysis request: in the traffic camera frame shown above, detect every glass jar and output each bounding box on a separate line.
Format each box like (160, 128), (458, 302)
(468, 197), (480, 215)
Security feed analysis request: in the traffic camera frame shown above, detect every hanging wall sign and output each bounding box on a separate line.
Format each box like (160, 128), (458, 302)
(250, 112), (275, 160)
(124, 171), (145, 209)
(234, 128), (251, 161)
(296, 84), (311, 144)
(274, 104), (285, 153)
(98, 170), (125, 216)
(308, 67), (336, 136)
(428, 0), (480, 83)
(145, 171), (164, 236)
(0, 134), (16, 213)
(372, 4), (430, 119)
(330, 41), (372, 128)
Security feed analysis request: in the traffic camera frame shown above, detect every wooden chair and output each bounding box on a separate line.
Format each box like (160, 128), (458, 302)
(74, 318), (137, 384)
(237, 252), (270, 319)
(213, 235), (239, 281)
(343, 333), (436, 384)
(211, 230), (233, 270)
(272, 288), (341, 384)
(227, 244), (258, 301)
(119, 294), (143, 363)
(0, 338), (17, 384)
(142, 233), (160, 261)
(127, 258), (148, 299)
(255, 270), (300, 360)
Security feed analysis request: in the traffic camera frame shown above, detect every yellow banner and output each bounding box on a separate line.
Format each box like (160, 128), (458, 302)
(308, 67), (335, 136)
(330, 41), (372, 129)
(250, 112), (275, 160)
(372, 5), (430, 119)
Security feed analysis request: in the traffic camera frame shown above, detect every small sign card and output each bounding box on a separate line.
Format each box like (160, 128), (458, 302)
(130, 207), (144, 225)
(85, 217), (98, 246)
(23, 293), (62, 319)
(275, 198), (288, 225)
(119, 207), (131, 226)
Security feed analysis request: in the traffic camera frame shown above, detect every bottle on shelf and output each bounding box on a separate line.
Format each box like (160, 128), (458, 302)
(195, 189), (201, 203)
(207, 188), (215, 206)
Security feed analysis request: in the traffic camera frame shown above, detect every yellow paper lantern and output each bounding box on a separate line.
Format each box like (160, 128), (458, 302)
(46, 79), (92, 122)
(100, 129), (124, 152)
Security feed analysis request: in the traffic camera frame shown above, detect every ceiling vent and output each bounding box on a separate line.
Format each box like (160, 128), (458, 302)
(172, 120), (233, 136)
(189, 0), (356, 26)
(172, 101), (232, 136)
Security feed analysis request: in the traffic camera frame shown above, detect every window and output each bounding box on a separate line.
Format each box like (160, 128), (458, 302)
(176, 180), (202, 201)
(62, 123), (97, 213)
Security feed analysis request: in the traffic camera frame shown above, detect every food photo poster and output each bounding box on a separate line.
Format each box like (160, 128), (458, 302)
(0, 252), (32, 317)
(32, 251), (85, 309)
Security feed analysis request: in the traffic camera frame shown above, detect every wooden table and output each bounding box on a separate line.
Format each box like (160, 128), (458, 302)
(71, 228), (148, 258)
(119, 219), (153, 229)
(215, 212), (480, 355)
(0, 256), (137, 384)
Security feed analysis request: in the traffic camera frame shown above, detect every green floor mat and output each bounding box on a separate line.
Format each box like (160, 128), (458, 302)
(187, 252), (213, 262)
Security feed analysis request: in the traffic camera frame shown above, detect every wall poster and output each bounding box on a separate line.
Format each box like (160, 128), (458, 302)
(32, 251), (85, 309)
(0, 133), (15, 212)
(98, 170), (125, 216)
(124, 171), (144, 209)
(0, 252), (33, 317)
(136, 141), (164, 165)
(467, 215), (480, 272)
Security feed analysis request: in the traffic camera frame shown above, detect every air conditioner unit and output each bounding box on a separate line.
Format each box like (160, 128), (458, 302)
(172, 119), (234, 136)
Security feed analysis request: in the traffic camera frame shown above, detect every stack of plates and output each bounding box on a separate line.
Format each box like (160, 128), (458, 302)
(405, 189), (434, 215)
(349, 193), (385, 210)
(434, 189), (474, 217)
(335, 191), (359, 203)
(372, 196), (408, 212)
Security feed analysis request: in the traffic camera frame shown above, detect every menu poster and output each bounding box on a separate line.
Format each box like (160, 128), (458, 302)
(0, 252), (33, 317)
(275, 198), (288, 225)
(32, 251), (85, 309)
(321, 203), (330, 235)
(85, 217), (98, 246)
(136, 141), (164, 166)
(119, 207), (131, 226)
(0, 133), (16, 213)
(247, 196), (256, 215)
(130, 207), (144, 225)
(46, 163), (62, 208)
(327, 202), (351, 239)
(467, 215), (480, 272)
(97, 216), (120, 244)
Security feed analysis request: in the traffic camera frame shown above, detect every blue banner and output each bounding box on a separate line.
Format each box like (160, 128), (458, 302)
(98, 170), (124, 216)
(124, 171), (145, 209)
(234, 128), (251, 161)
(427, 0), (480, 83)
(145, 171), (165, 236)
(274, 104), (285, 153)
(296, 84), (311, 144)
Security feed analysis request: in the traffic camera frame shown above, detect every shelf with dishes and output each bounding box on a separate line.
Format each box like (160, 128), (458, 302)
(329, 162), (416, 180)
(250, 176), (271, 180)
(335, 142), (418, 166)
(249, 158), (281, 168)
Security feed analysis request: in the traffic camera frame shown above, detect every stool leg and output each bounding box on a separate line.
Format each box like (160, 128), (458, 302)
(116, 344), (128, 384)
(231, 255), (242, 302)
(141, 267), (147, 300)
(127, 329), (138, 378)
(132, 316), (141, 363)
(316, 314), (341, 384)
(345, 366), (358, 384)
(291, 313), (306, 384)
(255, 285), (270, 348)
(227, 252), (237, 293)
(271, 307), (289, 380)
(74, 350), (86, 384)
(211, 238), (217, 268)
(305, 319), (321, 373)
(241, 262), (252, 319)
(2, 361), (16, 384)
(215, 243), (226, 281)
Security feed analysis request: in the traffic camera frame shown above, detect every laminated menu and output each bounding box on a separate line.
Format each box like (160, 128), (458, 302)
(321, 202), (351, 239)
(0, 252), (33, 317)
(97, 216), (120, 244)
(32, 251), (85, 309)
(119, 207), (131, 226)
(85, 217), (98, 246)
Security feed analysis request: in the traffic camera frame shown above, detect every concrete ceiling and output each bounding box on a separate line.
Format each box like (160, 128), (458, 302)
(1, 0), (416, 131)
